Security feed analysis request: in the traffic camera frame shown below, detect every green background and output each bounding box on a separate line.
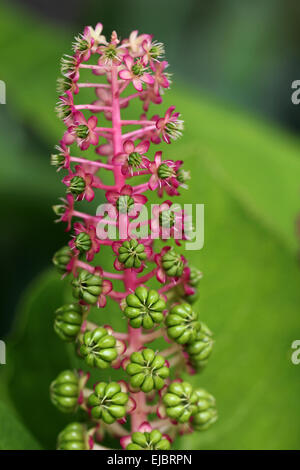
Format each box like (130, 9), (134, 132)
(0, 0), (300, 450)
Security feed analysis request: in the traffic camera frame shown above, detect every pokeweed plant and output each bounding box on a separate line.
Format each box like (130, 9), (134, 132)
(50, 23), (217, 451)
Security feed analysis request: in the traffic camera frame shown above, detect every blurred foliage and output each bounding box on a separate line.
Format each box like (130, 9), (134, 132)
(0, 1), (300, 451)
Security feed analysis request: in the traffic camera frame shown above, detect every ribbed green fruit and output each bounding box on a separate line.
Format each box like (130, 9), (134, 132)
(57, 422), (88, 450)
(54, 303), (83, 342)
(50, 370), (79, 413)
(185, 322), (213, 369)
(165, 303), (200, 344)
(72, 269), (103, 305)
(127, 429), (171, 450)
(161, 249), (184, 277)
(88, 382), (128, 424)
(163, 381), (198, 423)
(118, 239), (147, 268)
(192, 389), (218, 431)
(124, 286), (166, 329)
(52, 246), (72, 274)
(126, 348), (169, 392)
(68, 176), (86, 196)
(80, 327), (117, 369)
(75, 232), (92, 252)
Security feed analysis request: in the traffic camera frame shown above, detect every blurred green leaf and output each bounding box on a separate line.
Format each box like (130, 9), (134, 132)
(0, 401), (41, 450)
(2, 270), (73, 449)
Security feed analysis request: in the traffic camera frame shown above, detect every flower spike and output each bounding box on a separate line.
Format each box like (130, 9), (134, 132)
(49, 22), (217, 451)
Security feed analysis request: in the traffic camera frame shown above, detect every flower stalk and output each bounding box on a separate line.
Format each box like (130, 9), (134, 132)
(50, 23), (217, 450)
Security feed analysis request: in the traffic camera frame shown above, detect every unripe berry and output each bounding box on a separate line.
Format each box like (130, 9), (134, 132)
(165, 303), (200, 344)
(163, 381), (198, 423)
(159, 209), (175, 228)
(51, 153), (66, 169)
(50, 370), (79, 413)
(57, 422), (88, 450)
(189, 266), (202, 287)
(158, 163), (175, 179)
(124, 286), (166, 329)
(162, 249), (183, 277)
(75, 232), (92, 253)
(127, 429), (171, 450)
(52, 246), (72, 274)
(192, 389), (217, 431)
(68, 175), (86, 196)
(116, 195), (134, 214)
(176, 168), (190, 184)
(128, 151), (142, 168)
(54, 303), (83, 342)
(88, 382), (128, 424)
(118, 239), (147, 268)
(185, 322), (213, 370)
(80, 327), (117, 369)
(72, 269), (103, 305)
(126, 348), (169, 392)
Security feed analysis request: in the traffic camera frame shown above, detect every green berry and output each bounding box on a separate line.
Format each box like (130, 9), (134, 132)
(192, 389), (217, 431)
(50, 370), (79, 413)
(165, 303), (200, 344)
(72, 269), (103, 305)
(185, 322), (213, 370)
(124, 286), (166, 329)
(127, 429), (171, 450)
(158, 163), (175, 179)
(126, 348), (169, 393)
(118, 239), (147, 268)
(57, 422), (88, 450)
(52, 246), (72, 274)
(75, 232), (92, 253)
(68, 176), (86, 196)
(189, 266), (202, 287)
(88, 382), (128, 424)
(75, 124), (89, 139)
(128, 152), (142, 169)
(80, 327), (117, 369)
(159, 209), (175, 228)
(176, 168), (190, 184)
(116, 195), (134, 214)
(162, 249), (184, 277)
(51, 153), (66, 169)
(185, 288), (199, 305)
(163, 381), (198, 423)
(54, 303), (83, 342)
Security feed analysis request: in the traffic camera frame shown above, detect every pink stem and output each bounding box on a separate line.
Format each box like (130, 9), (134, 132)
(160, 344), (181, 357)
(120, 92), (140, 105)
(111, 64), (147, 432)
(76, 263), (124, 281)
(158, 280), (181, 294)
(95, 127), (114, 133)
(79, 64), (105, 70)
(108, 290), (128, 300)
(142, 329), (162, 343)
(132, 182), (149, 194)
(138, 269), (157, 284)
(73, 210), (117, 224)
(122, 125), (156, 141)
(74, 104), (112, 112)
(121, 120), (155, 126)
(70, 157), (113, 170)
(78, 82), (110, 88)
(127, 170), (151, 177)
